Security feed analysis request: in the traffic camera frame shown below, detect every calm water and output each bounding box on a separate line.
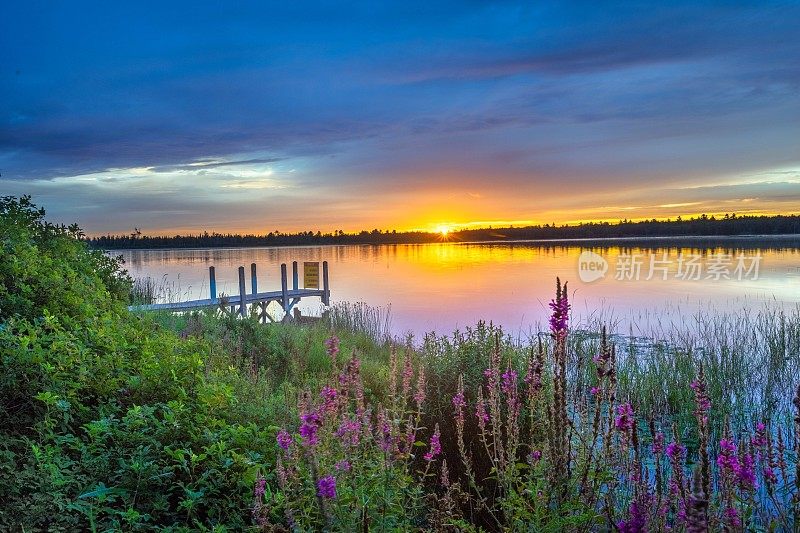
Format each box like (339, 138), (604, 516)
(116, 239), (800, 337)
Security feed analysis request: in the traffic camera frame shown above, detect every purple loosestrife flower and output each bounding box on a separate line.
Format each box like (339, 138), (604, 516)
(614, 403), (635, 432)
(483, 367), (499, 387)
(590, 386), (600, 396)
(402, 355), (414, 398)
(476, 398), (489, 428)
(617, 500), (647, 533)
(336, 418), (361, 447)
(529, 450), (542, 464)
(424, 424), (442, 461)
(376, 408), (393, 452)
(752, 421), (767, 448)
(324, 335), (340, 360)
(676, 500), (687, 523)
(452, 390), (466, 410)
(335, 459), (351, 472)
(299, 410), (322, 447)
(524, 353), (543, 394)
(666, 440), (686, 460)
(501, 368), (518, 396)
(717, 438), (738, 471)
(736, 451), (757, 489)
(690, 379), (711, 420)
(254, 475), (266, 499)
(453, 389), (466, 432)
(276, 428), (292, 450)
(724, 506), (739, 523)
(320, 385), (337, 401)
(413, 365), (426, 407)
(317, 475), (337, 499)
(276, 456), (289, 489)
(548, 280), (570, 341)
(764, 466), (777, 484)
(252, 474), (267, 527)
(652, 431), (665, 455)
(320, 385), (338, 416)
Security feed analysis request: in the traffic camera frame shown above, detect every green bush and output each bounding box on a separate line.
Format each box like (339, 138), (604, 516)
(0, 197), (276, 530)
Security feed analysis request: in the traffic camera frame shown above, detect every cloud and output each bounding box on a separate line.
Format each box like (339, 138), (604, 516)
(1, 1), (799, 231)
(149, 157), (285, 173)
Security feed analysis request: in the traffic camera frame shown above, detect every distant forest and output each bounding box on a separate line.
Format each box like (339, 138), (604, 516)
(88, 213), (800, 249)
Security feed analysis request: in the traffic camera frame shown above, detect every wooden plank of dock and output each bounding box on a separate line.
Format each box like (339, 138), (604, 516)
(128, 288), (328, 312)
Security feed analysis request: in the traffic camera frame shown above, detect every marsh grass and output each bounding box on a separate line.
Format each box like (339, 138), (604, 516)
(129, 275), (159, 304)
(324, 300), (392, 343)
(612, 303), (800, 434)
(128, 274), (192, 306)
(142, 294), (800, 529)
(147, 296), (800, 438)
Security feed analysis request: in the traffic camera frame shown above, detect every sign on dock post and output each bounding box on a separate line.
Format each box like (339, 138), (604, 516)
(304, 262), (320, 289)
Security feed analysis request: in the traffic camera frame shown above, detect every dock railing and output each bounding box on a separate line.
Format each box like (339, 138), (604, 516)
(128, 261), (330, 322)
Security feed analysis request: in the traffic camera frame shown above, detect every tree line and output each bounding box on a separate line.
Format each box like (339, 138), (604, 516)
(87, 213), (800, 249)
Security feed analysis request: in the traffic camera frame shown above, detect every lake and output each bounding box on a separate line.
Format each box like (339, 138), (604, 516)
(116, 238), (800, 338)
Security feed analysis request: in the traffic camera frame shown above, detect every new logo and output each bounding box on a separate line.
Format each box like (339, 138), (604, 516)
(577, 250), (608, 283)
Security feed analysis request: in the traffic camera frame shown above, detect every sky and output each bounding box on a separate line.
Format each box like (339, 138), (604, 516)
(1, 1), (799, 235)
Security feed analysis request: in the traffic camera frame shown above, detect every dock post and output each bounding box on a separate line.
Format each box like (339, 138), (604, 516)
(322, 261), (330, 305)
(209, 266), (216, 300)
(292, 261), (298, 290)
(251, 263), (258, 295)
(280, 263), (289, 318)
(238, 266), (247, 317)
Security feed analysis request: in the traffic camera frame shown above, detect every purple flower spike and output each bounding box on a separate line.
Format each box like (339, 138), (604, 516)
(617, 500), (647, 533)
(652, 431), (664, 455)
(324, 336), (340, 359)
(299, 410), (322, 447)
(548, 281), (570, 340)
(424, 425), (442, 461)
(501, 369), (518, 395)
(614, 403), (635, 432)
(666, 440), (685, 460)
(254, 475), (266, 499)
(317, 475), (337, 499)
(452, 391), (466, 409)
(276, 428), (292, 450)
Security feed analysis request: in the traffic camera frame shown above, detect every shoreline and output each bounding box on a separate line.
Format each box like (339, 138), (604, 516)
(95, 233), (800, 252)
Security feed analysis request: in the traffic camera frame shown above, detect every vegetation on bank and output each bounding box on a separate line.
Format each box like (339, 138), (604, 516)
(3, 195), (800, 531)
(88, 213), (800, 249)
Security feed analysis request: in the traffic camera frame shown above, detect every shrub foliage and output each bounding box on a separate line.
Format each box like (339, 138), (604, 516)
(1, 197), (274, 530)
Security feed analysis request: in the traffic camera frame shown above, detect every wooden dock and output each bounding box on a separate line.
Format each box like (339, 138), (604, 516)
(129, 261), (330, 323)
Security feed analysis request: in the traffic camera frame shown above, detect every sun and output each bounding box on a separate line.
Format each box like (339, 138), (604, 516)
(435, 225), (450, 237)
